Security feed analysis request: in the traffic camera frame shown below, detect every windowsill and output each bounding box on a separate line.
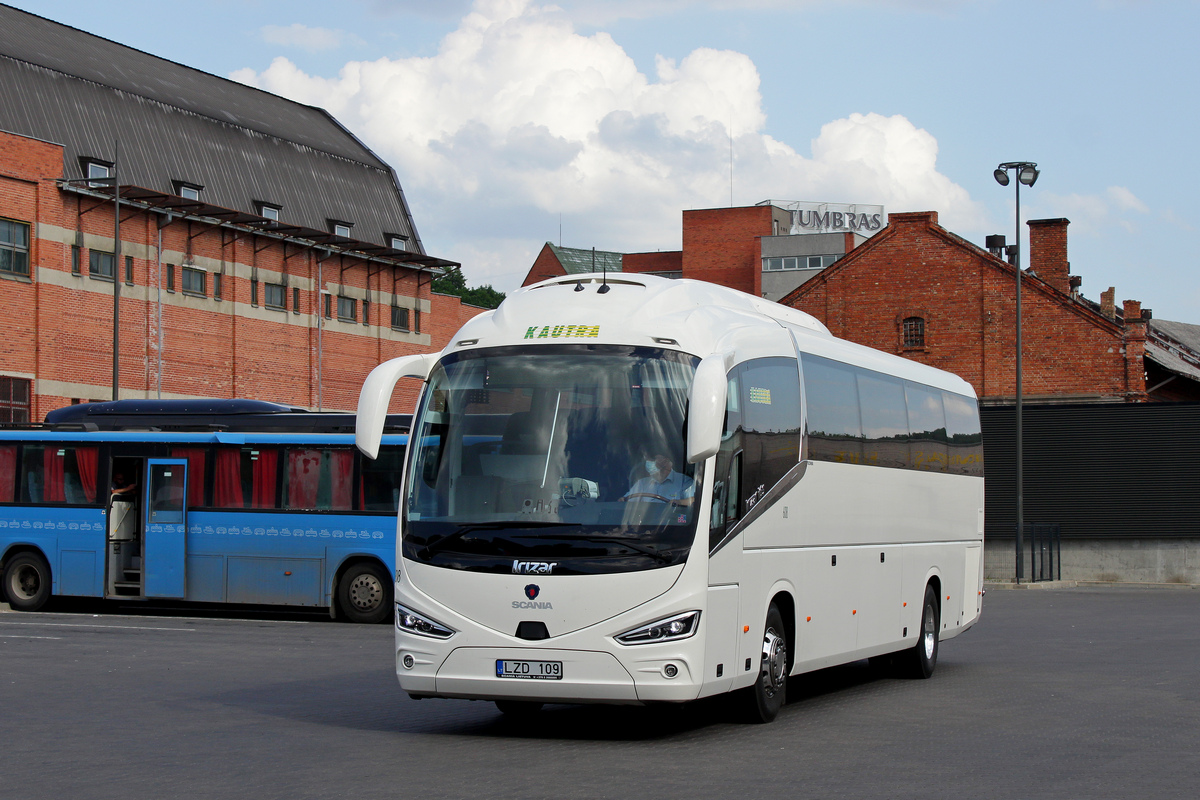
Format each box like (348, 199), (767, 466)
(89, 273), (115, 283)
(0, 271), (33, 284)
(391, 327), (411, 333)
(265, 304), (286, 312)
(182, 290), (207, 299)
(337, 316), (357, 324)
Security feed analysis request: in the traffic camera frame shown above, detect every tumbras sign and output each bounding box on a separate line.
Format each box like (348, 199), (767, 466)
(789, 202), (884, 234)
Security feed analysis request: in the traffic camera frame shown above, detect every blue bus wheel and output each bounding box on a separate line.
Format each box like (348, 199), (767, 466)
(337, 562), (392, 624)
(4, 552), (51, 612)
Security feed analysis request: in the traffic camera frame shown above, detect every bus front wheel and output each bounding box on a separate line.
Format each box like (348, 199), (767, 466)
(337, 561), (392, 624)
(743, 602), (788, 723)
(4, 552), (51, 612)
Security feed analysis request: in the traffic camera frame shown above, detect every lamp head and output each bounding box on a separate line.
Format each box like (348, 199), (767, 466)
(1018, 165), (1039, 186)
(994, 168), (1011, 187)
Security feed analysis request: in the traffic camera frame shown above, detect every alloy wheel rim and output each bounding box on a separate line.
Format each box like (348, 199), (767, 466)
(761, 627), (787, 697)
(922, 604), (936, 660)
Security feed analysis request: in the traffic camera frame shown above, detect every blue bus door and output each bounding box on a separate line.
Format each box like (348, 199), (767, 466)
(143, 459), (188, 599)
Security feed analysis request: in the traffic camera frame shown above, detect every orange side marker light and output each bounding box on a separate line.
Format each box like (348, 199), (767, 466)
(806, 616), (811, 622)
(743, 625), (749, 633)
(852, 609), (857, 615)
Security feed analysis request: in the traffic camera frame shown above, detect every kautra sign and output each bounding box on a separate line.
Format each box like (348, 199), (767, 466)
(789, 202), (884, 234)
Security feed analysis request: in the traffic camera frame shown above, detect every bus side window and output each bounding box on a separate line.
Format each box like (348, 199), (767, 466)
(0, 444), (18, 503)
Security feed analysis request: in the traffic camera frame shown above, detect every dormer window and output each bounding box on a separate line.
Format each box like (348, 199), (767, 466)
(256, 203), (281, 221)
(81, 158), (113, 188)
(387, 233), (409, 251)
(329, 220), (353, 239)
(173, 181), (203, 201)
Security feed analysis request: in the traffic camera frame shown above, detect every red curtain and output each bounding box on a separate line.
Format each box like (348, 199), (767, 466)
(213, 448), (244, 507)
(0, 445), (15, 503)
(43, 448), (66, 503)
(170, 447), (207, 507)
(330, 450), (353, 510)
(75, 447), (98, 503)
(250, 449), (278, 508)
(287, 449), (321, 508)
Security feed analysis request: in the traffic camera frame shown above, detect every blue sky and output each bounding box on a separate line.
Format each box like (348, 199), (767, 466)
(11, 0), (1199, 322)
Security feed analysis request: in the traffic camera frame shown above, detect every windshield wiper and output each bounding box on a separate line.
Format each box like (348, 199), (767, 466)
(512, 532), (673, 564)
(421, 521), (579, 558)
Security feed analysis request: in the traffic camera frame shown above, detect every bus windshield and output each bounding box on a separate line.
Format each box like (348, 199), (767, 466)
(404, 345), (701, 574)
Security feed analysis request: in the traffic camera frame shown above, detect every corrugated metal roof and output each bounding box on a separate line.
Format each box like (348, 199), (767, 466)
(0, 4), (426, 253)
(549, 243), (623, 275)
(1146, 319), (1200, 383)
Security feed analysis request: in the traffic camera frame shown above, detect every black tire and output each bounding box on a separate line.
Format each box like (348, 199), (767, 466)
(337, 561), (392, 624)
(902, 583), (940, 679)
(4, 551), (52, 612)
(743, 602), (789, 723)
(495, 700), (544, 717)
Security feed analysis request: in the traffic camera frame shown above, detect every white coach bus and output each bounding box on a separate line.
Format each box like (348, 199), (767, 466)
(356, 273), (984, 722)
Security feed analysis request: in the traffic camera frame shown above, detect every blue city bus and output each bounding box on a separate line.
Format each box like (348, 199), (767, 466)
(0, 400), (408, 622)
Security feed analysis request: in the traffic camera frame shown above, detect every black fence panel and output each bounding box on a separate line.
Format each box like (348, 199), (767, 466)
(981, 401), (1200, 540)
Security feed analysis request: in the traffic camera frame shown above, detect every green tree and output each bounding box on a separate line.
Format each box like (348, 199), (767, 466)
(432, 265), (505, 309)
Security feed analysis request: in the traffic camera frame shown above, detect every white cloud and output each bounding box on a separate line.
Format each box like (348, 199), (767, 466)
(235, 0), (980, 289)
(261, 23), (356, 52)
(1034, 186), (1151, 237)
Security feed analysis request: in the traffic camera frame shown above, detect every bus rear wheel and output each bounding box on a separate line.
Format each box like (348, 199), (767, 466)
(902, 583), (940, 679)
(337, 562), (392, 624)
(4, 552), (51, 612)
(743, 602), (788, 723)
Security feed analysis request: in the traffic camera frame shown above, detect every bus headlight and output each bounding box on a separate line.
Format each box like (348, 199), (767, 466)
(614, 610), (700, 645)
(395, 603), (456, 639)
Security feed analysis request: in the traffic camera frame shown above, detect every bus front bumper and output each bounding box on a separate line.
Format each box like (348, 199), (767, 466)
(397, 642), (704, 705)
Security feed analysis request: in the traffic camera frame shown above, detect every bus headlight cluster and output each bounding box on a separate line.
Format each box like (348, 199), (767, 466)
(395, 603), (456, 639)
(614, 610), (700, 645)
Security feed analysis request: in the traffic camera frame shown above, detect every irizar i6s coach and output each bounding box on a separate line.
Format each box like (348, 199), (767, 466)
(356, 273), (984, 722)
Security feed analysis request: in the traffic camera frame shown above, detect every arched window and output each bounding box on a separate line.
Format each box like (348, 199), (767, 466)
(902, 316), (925, 348)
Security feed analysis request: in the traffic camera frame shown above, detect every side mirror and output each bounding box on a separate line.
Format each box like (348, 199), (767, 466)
(686, 354), (728, 464)
(356, 353), (439, 459)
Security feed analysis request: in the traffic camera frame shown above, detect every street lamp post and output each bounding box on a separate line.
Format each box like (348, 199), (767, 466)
(994, 161), (1039, 583)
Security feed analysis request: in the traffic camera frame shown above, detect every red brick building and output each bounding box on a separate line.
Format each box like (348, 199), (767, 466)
(780, 211), (1200, 404)
(0, 7), (483, 422)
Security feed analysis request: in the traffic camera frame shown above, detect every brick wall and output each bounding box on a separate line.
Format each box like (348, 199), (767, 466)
(0, 129), (484, 421)
(681, 206), (772, 296)
(623, 250), (682, 273)
(783, 211), (1144, 402)
(522, 243), (567, 286)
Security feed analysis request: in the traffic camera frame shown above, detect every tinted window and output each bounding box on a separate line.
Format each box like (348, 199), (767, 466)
(739, 358), (802, 504)
(360, 445), (406, 511)
(858, 371), (908, 469)
(906, 384), (948, 472)
(801, 354), (862, 464)
(283, 448), (354, 510)
(211, 447), (280, 509)
(944, 392), (984, 477)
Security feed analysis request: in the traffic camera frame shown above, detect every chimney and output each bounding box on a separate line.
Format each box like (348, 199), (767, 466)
(1028, 218), (1070, 294)
(1100, 287), (1115, 320)
(985, 234), (1006, 259)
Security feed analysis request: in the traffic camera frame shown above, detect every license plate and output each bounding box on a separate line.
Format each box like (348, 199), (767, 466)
(496, 659), (563, 680)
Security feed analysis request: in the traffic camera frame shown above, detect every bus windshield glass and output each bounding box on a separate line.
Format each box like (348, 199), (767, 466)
(404, 345), (701, 574)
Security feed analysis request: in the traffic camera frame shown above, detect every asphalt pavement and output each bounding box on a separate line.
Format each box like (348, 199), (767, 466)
(1, 587), (1197, 799)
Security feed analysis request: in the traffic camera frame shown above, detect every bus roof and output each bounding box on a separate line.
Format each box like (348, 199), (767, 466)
(34, 399), (411, 435)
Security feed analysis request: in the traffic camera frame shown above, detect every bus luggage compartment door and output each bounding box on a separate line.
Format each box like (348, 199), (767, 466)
(143, 459), (188, 598)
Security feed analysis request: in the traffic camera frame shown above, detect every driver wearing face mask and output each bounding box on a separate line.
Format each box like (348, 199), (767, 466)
(620, 453), (694, 506)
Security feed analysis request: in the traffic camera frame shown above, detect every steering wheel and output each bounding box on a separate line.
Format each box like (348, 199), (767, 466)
(624, 493), (674, 504)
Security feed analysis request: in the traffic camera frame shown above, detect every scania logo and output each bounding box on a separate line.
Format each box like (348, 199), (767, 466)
(512, 559), (557, 575)
(513, 583), (553, 609)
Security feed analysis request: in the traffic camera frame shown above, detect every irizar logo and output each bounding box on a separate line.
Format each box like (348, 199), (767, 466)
(512, 583), (553, 610)
(512, 559), (557, 575)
